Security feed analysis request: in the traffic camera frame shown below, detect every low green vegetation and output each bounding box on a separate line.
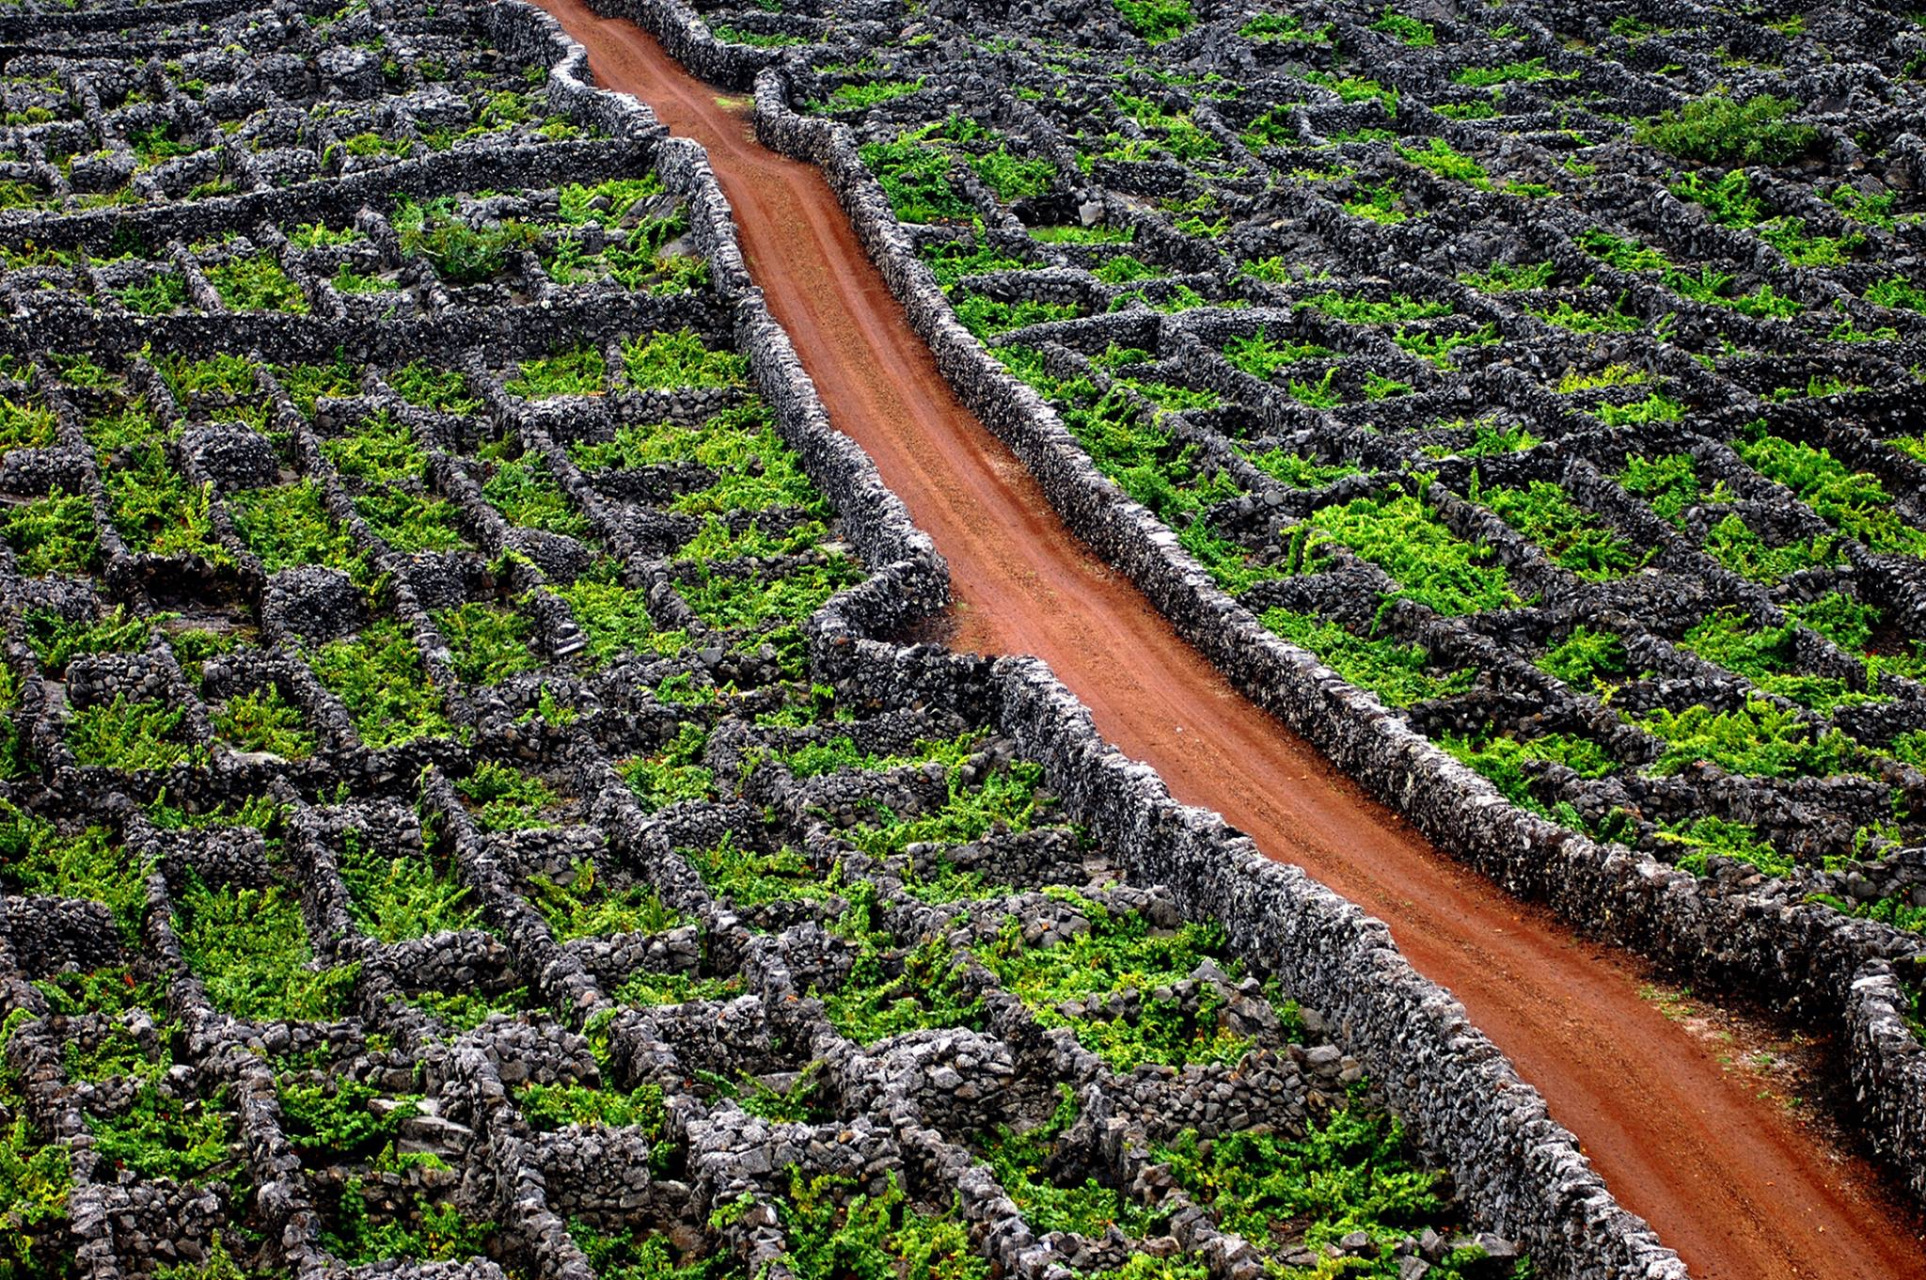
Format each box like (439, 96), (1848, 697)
(175, 875), (358, 1021)
(307, 620), (457, 749)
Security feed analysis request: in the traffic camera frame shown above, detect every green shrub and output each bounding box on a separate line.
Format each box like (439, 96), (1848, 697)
(1636, 93), (1816, 166)
(435, 603), (537, 687)
(1733, 427), (1926, 557)
(338, 828), (481, 942)
(0, 808), (145, 938)
(6, 488), (97, 576)
(1296, 492), (1521, 615)
(1641, 699), (1864, 778)
(307, 620), (457, 749)
(527, 859), (679, 940)
(1262, 609), (1473, 707)
(1655, 815), (1788, 876)
(978, 895), (1279, 1070)
(619, 724), (715, 812)
(394, 197), (538, 285)
(1471, 476), (1648, 579)
(67, 697), (203, 770)
(860, 134), (971, 223)
(353, 488), (468, 553)
(206, 255), (308, 313)
(322, 413), (426, 483)
(175, 876), (358, 1021)
(1370, 9), (1434, 45)
(228, 482), (369, 579)
(623, 329), (748, 390)
(87, 1083), (235, 1183)
(482, 457), (587, 535)
(506, 346), (604, 399)
(1114, 0), (1194, 43)
(212, 687), (314, 759)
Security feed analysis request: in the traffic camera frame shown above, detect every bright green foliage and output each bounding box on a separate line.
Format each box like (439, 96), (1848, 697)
(1538, 626), (1634, 691)
(822, 79), (925, 111)
(1370, 9), (1435, 45)
(1866, 277), (1926, 312)
(117, 273), (190, 315)
(921, 237), (1028, 286)
(87, 1082), (236, 1182)
(1461, 260), (1555, 292)
(979, 1089), (1163, 1237)
(680, 557), (865, 634)
(6, 489), (97, 576)
(776, 730), (988, 778)
(861, 133), (970, 223)
(389, 363), (482, 414)
(394, 196), (538, 285)
(527, 859), (680, 940)
(67, 696), (203, 770)
(106, 446), (227, 562)
(1222, 330), (1332, 378)
(0, 809), (145, 938)
(322, 413), (426, 483)
(1471, 477), (1648, 579)
(1441, 731), (1617, 814)
(519, 1080), (667, 1137)
(620, 724), (715, 812)
(0, 1094), (71, 1275)
(206, 255), (309, 312)
(482, 457), (587, 535)
(623, 329), (749, 390)
(971, 148), (1055, 200)
(1243, 449), (1358, 488)
(953, 293), (1081, 337)
(25, 604), (158, 675)
(506, 346), (604, 398)
(778, 1170), (988, 1280)
(455, 760), (559, 832)
(1636, 93), (1816, 165)
(175, 876), (358, 1021)
(1680, 608), (1869, 711)
(1615, 451), (1722, 524)
(435, 603), (537, 687)
(320, 1184), (493, 1267)
(685, 831), (838, 906)
(212, 687), (314, 759)
(820, 890), (984, 1043)
(353, 488), (468, 552)
(1396, 138), (1489, 188)
(1641, 699), (1865, 778)
(1453, 58), (1575, 87)
(228, 482), (369, 579)
(275, 1075), (410, 1159)
(1655, 815), (1789, 876)
(568, 1222), (727, 1280)
(158, 353), (257, 400)
(1262, 609), (1473, 707)
(978, 896), (1276, 1070)
(1159, 1109), (1482, 1271)
(276, 359), (360, 416)
(0, 399), (53, 455)
(337, 828), (481, 942)
(1733, 428), (1926, 557)
(1242, 13), (1331, 42)
(610, 970), (745, 1006)
(1701, 514), (1840, 583)
(1597, 393), (1684, 426)
(307, 620), (457, 749)
(1296, 492), (1521, 615)
(1114, 0), (1194, 43)
(1298, 291), (1453, 325)
(556, 560), (687, 665)
(1395, 324), (1499, 369)
(845, 758), (1046, 858)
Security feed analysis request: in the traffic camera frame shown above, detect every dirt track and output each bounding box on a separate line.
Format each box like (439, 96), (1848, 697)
(529, 3), (1926, 1274)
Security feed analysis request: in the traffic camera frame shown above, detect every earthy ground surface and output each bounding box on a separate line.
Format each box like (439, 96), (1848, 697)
(527, 3), (1926, 1275)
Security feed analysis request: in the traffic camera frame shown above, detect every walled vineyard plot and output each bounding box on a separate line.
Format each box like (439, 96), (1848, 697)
(654, 0), (1926, 1029)
(0, 2), (1535, 1278)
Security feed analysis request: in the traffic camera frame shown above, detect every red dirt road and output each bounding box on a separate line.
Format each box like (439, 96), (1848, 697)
(531, 3), (1926, 1275)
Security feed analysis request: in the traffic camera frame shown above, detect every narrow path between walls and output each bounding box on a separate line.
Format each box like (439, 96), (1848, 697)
(528, 3), (1926, 1275)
